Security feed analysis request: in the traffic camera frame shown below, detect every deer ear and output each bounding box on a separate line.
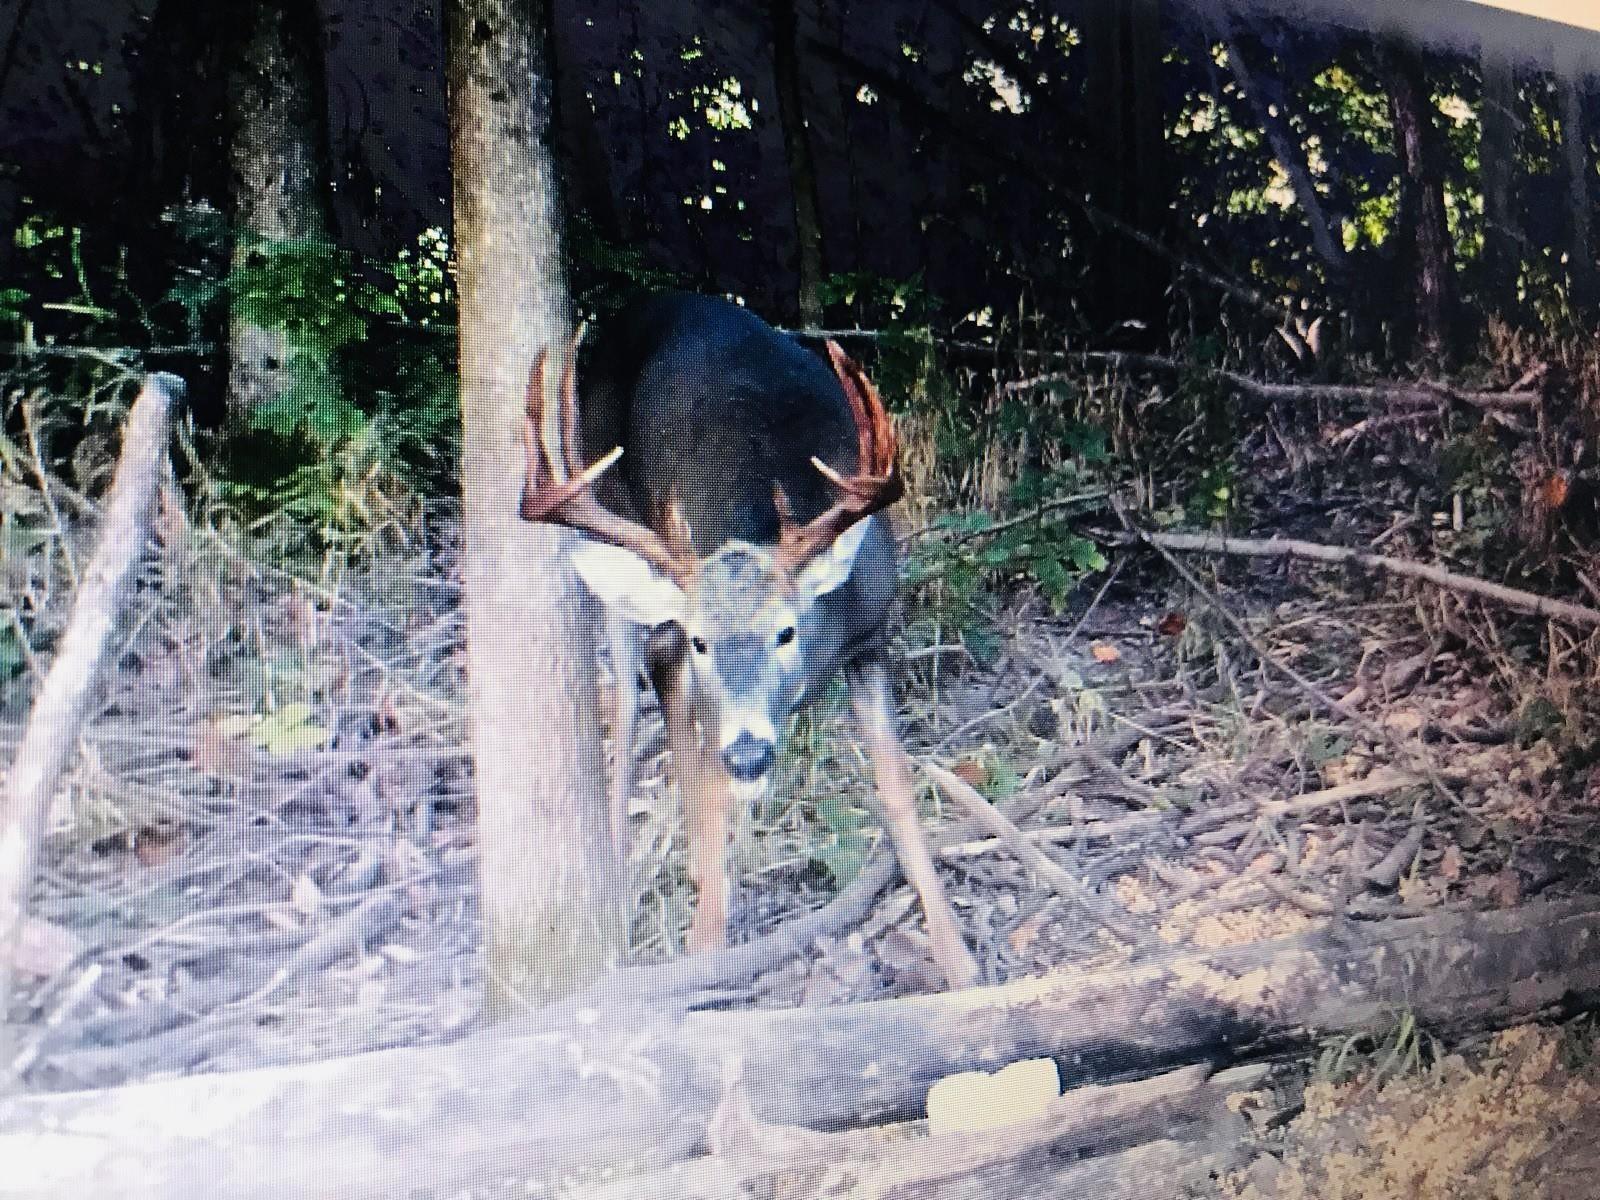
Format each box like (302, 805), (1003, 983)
(796, 520), (873, 599)
(570, 542), (688, 628)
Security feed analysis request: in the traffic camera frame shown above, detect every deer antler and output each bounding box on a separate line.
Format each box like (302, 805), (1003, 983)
(772, 341), (905, 572)
(520, 331), (697, 586)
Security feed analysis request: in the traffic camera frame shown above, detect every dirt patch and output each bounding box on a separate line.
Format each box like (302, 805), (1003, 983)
(1220, 1024), (1600, 1200)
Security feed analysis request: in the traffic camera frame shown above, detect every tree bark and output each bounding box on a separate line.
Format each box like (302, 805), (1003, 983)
(1383, 41), (1456, 358)
(447, 0), (625, 1015)
(769, 0), (827, 327)
(1554, 52), (1596, 315)
(1479, 50), (1522, 319)
(224, 0), (335, 418)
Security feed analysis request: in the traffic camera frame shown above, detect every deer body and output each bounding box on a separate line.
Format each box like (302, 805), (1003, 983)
(523, 293), (978, 989)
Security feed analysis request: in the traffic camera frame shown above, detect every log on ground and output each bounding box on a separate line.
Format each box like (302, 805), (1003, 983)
(4, 897), (1600, 1200)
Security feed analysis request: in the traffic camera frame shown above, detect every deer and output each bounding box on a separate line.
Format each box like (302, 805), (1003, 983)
(520, 292), (978, 991)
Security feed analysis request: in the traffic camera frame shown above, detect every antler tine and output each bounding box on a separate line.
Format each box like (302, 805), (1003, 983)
(774, 343), (905, 572)
(559, 324), (586, 480)
(519, 338), (696, 586)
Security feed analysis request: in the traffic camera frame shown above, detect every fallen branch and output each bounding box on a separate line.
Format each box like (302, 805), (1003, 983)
(1094, 526), (1600, 630)
(1011, 353), (1542, 412)
(573, 1062), (1269, 1200)
(0, 373), (181, 1021)
(925, 762), (1139, 943)
(8, 894), (1600, 1199)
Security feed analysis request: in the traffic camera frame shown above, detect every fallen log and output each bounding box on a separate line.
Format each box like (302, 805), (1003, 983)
(5, 896), (1600, 1199)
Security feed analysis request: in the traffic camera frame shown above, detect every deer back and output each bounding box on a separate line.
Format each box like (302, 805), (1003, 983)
(577, 292), (898, 682)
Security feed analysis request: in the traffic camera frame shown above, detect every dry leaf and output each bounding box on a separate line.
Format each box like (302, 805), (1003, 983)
(951, 758), (988, 788)
(1090, 641), (1120, 663)
(1492, 868), (1523, 908)
(133, 821), (186, 868)
(1156, 611), (1187, 637)
(1007, 910), (1048, 956)
(1438, 843), (1464, 882)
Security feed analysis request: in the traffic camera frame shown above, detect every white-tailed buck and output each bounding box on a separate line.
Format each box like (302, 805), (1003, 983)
(521, 293), (977, 989)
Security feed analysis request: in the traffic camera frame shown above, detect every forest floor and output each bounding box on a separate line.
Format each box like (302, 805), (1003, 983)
(9, 447), (1600, 1198)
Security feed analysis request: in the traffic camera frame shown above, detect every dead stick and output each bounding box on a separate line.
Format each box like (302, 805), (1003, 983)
(1095, 527), (1600, 631)
(0, 373), (181, 1023)
(1014, 354), (1541, 412)
(925, 761), (1139, 943)
(1107, 499), (1462, 825)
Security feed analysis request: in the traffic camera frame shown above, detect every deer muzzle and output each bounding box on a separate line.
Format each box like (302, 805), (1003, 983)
(721, 730), (776, 781)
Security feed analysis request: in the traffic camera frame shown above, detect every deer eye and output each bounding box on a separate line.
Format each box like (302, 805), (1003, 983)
(691, 636), (709, 655)
(775, 626), (797, 647)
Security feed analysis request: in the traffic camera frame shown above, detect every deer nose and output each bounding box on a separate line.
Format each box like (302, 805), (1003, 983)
(721, 732), (775, 781)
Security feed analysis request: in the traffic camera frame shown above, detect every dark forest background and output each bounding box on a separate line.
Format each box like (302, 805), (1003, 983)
(0, 0), (1596, 614)
(2, 1), (1595, 348)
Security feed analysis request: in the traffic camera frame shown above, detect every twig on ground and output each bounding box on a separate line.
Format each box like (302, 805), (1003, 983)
(1363, 801), (1427, 890)
(925, 761), (1140, 943)
(1106, 498), (1463, 832)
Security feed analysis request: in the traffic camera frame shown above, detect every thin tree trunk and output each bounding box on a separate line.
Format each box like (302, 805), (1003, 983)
(1554, 51), (1596, 315)
(770, 0), (827, 327)
(1383, 41), (1456, 358)
(447, 0), (626, 1016)
(225, 0), (335, 418)
(1207, 3), (1348, 285)
(1479, 49), (1522, 319)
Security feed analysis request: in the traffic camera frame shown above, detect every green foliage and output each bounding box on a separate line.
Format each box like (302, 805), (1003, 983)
(215, 235), (457, 531)
(389, 225), (455, 325)
(0, 287), (26, 331)
(230, 237), (400, 360)
(1186, 460), (1238, 525)
(1314, 1011), (1438, 1087)
(568, 213), (686, 320)
(218, 702), (329, 755)
(1514, 695), (1565, 748)
(906, 498), (1108, 661)
(812, 791), (872, 885)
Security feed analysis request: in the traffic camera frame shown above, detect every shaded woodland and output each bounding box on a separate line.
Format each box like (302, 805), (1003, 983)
(1, 1), (1600, 1197)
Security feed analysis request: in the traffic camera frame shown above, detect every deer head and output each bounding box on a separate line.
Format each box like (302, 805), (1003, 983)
(521, 334), (902, 797)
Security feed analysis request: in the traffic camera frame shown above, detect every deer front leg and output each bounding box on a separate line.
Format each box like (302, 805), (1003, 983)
(652, 640), (735, 955)
(849, 658), (980, 990)
(606, 611), (642, 860)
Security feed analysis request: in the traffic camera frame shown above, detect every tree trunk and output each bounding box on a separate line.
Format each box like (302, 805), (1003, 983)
(446, 0), (626, 1016)
(1081, 0), (1168, 338)
(1554, 52), (1596, 316)
(1479, 49), (1522, 319)
(1383, 41), (1456, 358)
(769, 0), (827, 327)
(224, 0), (335, 419)
(1208, 3), (1348, 287)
